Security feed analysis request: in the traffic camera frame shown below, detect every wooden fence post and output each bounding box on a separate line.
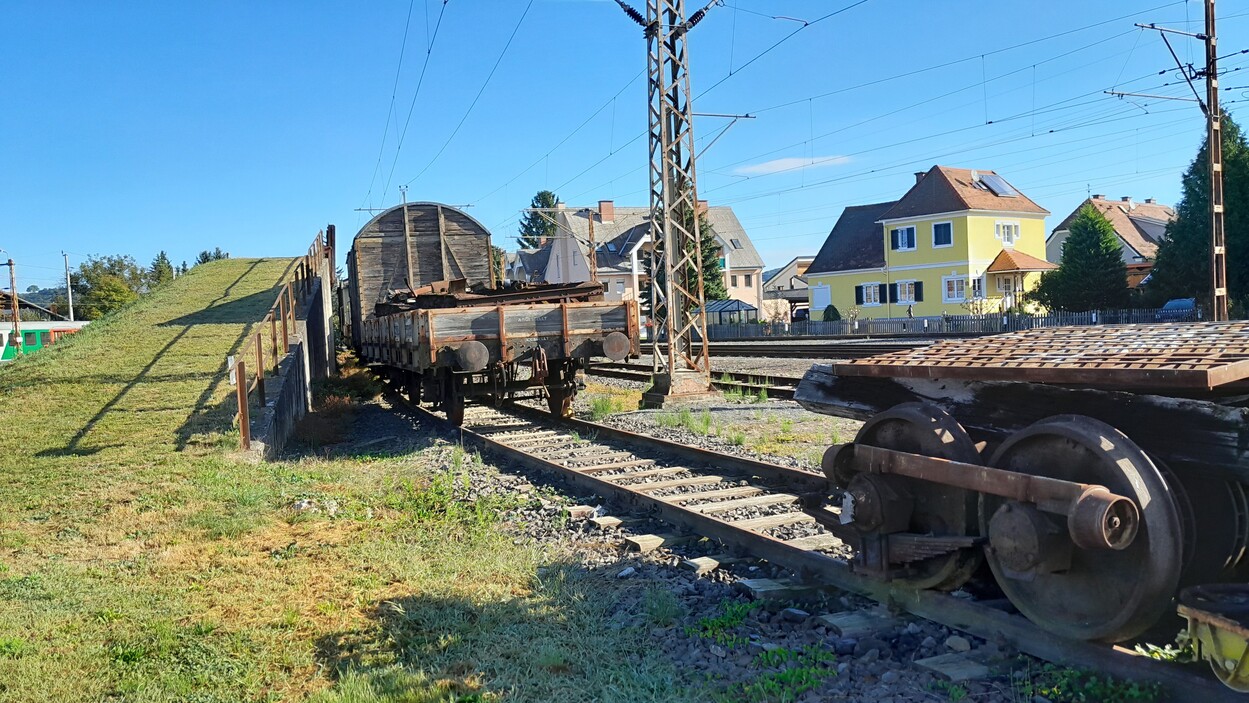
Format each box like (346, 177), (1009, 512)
(279, 295), (289, 353)
(270, 316), (279, 368)
(254, 332), (266, 401)
(236, 358), (250, 450)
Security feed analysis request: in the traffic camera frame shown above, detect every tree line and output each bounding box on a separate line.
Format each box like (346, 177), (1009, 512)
(35, 248), (231, 320)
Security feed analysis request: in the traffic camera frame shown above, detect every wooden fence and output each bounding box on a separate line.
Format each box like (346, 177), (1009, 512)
(704, 307), (1203, 340)
(230, 231), (333, 450)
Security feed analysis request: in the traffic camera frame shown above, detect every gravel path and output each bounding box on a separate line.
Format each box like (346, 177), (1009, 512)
(286, 394), (1062, 702)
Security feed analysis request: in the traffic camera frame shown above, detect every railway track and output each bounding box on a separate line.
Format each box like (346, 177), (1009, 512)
(587, 361), (801, 399)
(641, 340), (932, 359)
(406, 398), (1238, 701)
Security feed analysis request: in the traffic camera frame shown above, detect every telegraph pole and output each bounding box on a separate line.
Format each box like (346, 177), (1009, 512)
(1205, 0), (1228, 321)
(1116, 0), (1227, 320)
(63, 252), (74, 322)
(616, 0), (719, 407)
(6, 259), (20, 354)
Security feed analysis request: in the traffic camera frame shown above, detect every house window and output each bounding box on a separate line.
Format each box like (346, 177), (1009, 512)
(731, 275), (738, 287)
(615, 281), (625, 294)
(856, 282), (883, 306)
(719, 257), (726, 269)
(890, 226), (916, 251)
(943, 276), (966, 302)
(997, 276), (1015, 293)
(744, 274), (752, 287)
(932, 222), (953, 248)
(730, 238), (743, 250)
(895, 280), (922, 304)
(995, 221), (1020, 247)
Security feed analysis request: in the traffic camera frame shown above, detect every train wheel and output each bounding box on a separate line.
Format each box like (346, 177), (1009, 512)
(854, 403), (982, 591)
(547, 383), (574, 417)
(982, 416), (1182, 642)
(442, 370), (465, 426)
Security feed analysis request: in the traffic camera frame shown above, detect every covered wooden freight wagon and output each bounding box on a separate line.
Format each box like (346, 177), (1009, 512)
(343, 202), (639, 424)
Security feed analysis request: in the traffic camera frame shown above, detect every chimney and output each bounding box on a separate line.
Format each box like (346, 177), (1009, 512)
(696, 199), (709, 216)
(1144, 198), (1156, 204)
(555, 200), (565, 210)
(598, 200), (614, 223)
(1091, 194), (1105, 200)
(914, 171), (926, 184)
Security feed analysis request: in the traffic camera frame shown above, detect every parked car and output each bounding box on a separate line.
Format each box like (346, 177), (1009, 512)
(1155, 298), (1197, 322)
(793, 308), (810, 321)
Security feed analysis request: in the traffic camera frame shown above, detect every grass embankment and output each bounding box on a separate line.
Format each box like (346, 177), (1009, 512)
(0, 260), (689, 702)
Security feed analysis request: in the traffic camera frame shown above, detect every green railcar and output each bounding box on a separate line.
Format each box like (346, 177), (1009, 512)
(0, 322), (90, 362)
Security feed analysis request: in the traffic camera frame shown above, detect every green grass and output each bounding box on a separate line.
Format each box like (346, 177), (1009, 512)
(0, 260), (697, 702)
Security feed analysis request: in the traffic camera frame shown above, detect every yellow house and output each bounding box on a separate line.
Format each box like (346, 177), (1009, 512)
(806, 166), (1053, 319)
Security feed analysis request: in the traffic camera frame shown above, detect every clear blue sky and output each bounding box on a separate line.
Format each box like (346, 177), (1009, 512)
(3, 0), (1247, 288)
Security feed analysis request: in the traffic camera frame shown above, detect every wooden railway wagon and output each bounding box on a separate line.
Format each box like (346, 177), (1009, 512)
(794, 322), (1249, 689)
(343, 202), (639, 424)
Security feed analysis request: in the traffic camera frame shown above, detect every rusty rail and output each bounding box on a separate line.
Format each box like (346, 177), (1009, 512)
(230, 230), (334, 450)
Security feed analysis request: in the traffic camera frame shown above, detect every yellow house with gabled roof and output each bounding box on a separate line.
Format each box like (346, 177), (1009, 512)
(806, 165), (1053, 319)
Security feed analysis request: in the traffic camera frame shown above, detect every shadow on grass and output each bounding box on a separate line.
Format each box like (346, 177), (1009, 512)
(281, 394), (441, 460)
(38, 260), (294, 457)
(311, 559), (664, 703)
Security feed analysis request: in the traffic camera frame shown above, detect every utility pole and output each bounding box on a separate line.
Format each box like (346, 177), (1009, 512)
(63, 252), (74, 322)
(1115, 0), (1226, 320)
(616, 0), (719, 407)
(5, 260), (20, 354)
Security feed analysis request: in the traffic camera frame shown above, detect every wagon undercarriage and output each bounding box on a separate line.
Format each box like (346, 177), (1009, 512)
(795, 322), (1249, 656)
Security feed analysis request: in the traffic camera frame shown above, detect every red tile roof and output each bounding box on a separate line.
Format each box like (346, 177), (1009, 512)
(879, 166), (1049, 221)
(986, 249), (1058, 273)
(1051, 197), (1175, 260)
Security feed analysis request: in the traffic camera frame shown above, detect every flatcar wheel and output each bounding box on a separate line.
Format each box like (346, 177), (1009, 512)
(854, 403), (982, 591)
(982, 416), (1182, 643)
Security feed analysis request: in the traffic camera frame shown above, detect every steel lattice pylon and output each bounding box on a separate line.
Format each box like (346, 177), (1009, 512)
(619, 0), (717, 406)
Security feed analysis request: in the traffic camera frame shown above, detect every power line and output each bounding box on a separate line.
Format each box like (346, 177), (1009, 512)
(695, 0), (872, 100)
(360, 0), (417, 211)
(471, 70), (645, 205)
(382, 0), (450, 203)
(403, 0), (535, 188)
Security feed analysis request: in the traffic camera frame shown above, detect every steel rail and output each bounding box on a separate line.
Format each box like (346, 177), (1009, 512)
(406, 399), (1238, 701)
(587, 362), (800, 399)
(641, 341), (931, 359)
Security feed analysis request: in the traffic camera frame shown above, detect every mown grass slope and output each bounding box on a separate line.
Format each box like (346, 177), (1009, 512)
(0, 259), (693, 702)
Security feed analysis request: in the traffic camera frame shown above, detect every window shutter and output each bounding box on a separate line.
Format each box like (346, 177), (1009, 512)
(915, 281), (924, 302)
(888, 283), (898, 304)
(854, 285), (863, 305)
(878, 283), (888, 303)
(890, 230), (899, 250)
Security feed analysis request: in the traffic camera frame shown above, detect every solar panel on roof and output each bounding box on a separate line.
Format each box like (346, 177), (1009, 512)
(979, 173), (1019, 197)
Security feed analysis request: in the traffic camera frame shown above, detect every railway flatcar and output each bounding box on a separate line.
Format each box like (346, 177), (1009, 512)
(795, 322), (1249, 688)
(341, 202), (638, 424)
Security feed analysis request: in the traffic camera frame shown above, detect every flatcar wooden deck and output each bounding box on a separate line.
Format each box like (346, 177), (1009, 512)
(833, 321), (1249, 390)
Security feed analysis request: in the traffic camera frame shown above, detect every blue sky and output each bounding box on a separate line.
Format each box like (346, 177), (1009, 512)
(3, 0), (1247, 288)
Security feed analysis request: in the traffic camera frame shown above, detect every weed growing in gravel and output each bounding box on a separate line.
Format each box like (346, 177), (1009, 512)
(722, 387), (744, 403)
(642, 586), (684, 626)
(753, 387), (768, 403)
(716, 646), (835, 703)
(728, 430), (746, 446)
(931, 681), (968, 701)
(589, 395), (627, 421)
(1010, 661), (1161, 702)
(685, 600), (758, 646)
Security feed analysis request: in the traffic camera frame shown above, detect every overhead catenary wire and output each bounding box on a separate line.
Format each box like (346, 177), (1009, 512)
(382, 0), (451, 203)
(360, 0), (418, 212)
(403, 0), (535, 188)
